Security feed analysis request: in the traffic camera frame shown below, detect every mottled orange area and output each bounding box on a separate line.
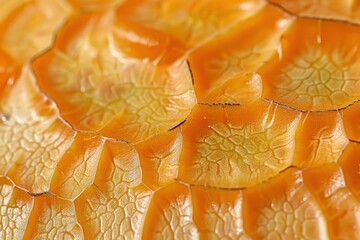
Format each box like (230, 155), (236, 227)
(0, 66), (75, 194)
(33, 12), (196, 143)
(338, 142), (360, 201)
(293, 111), (348, 167)
(1, 0), (360, 239)
(243, 168), (327, 239)
(142, 182), (198, 239)
(303, 164), (360, 239)
(179, 100), (300, 188)
(189, 5), (292, 103)
(0, 0), (71, 63)
(68, 0), (124, 12)
(74, 140), (152, 239)
(191, 186), (249, 239)
(342, 102), (360, 141)
(269, 0), (360, 24)
(23, 194), (83, 239)
(0, 177), (33, 239)
(136, 129), (182, 190)
(260, 18), (360, 111)
(117, 0), (266, 49)
(50, 133), (104, 200)
(0, 49), (18, 99)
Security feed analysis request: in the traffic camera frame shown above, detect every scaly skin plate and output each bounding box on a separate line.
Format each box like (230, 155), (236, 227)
(0, 0), (360, 239)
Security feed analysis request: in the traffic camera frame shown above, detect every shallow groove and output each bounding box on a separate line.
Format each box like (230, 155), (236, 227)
(266, 0), (360, 26)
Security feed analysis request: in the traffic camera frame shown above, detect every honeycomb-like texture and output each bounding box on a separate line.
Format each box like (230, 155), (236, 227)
(0, 0), (360, 239)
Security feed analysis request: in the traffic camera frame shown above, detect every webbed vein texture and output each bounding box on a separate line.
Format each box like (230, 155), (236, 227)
(0, 177), (33, 239)
(179, 100), (301, 188)
(142, 182), (199, 239)
(260, 18), (360, 111)
(0, 0), (359, 239)
(0, 66), (75, 194)
(243, 169), (328, 239)
(74, 141), (152, 239)
(33, 12), (196, 143)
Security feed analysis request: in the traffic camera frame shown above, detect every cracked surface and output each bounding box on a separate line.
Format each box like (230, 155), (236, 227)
(32, 12), (196, 143)
(191, 186), (249, 239)
(142, 182), (199, 239)
(23, 194), (83, 239)
(0, 177), (33, 239)
(179, 100), (300, 188)
(74, 141), (152, 239)
(0, 0), (360, 239)
(0, 66), (75, 194)
(260, 18), (360, 111)
(75, 184), (152, 239)
(243, 169), (328, 240)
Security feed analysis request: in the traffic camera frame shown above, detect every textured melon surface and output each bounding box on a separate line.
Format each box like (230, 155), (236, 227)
(0, 0), (360, 239)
